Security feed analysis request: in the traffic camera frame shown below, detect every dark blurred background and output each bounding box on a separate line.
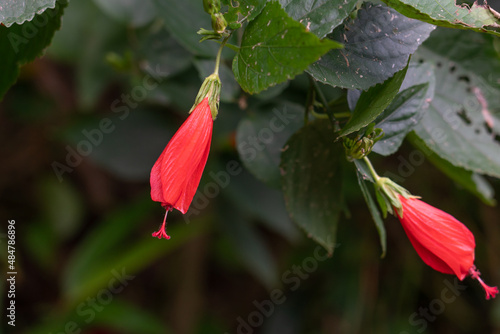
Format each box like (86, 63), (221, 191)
(1, 1), (500, 333)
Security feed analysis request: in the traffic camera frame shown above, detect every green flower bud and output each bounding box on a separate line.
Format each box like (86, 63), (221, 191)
(203, 0), (220, 14)
(211, 12), (227, 33)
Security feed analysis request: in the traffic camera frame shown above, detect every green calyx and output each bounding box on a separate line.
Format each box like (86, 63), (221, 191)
(191, 73), (221, 120)
(211, 13), (228, 33)
(374, 177), (414, 218)
(362, 157), (418, 218)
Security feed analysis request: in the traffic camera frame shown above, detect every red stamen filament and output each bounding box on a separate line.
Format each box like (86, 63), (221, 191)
(469, 266), (499, 300)
(152, 208), (171, 240)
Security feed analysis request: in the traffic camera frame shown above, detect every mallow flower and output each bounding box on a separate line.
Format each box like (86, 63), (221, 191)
(150, 74), (220, 239)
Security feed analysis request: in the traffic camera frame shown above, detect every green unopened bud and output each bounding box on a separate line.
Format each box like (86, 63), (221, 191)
(344, 125), (384, 161)
(344, 137), (374, 161)
(191, 73), (221, 120)
(211, 13), (227, 33)
(203, 0), (220, 14)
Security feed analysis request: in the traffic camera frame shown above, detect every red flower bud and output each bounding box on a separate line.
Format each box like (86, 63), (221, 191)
(396, 195), (498, 299)
(150, 97), (213, 239)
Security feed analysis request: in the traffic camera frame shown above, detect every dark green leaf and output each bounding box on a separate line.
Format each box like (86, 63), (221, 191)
(382, 0), (500, 37)
(281, 119), (343, 254)
(254, 81), (289, 100)
(0, 0), (67, 100)
(138, 27), (192, 80)
(48, 0), (128, 109)
(0, 0), (56, 26)
(372, 83), (429, 156)
(422, 27), (500, 90)
(233, 1), (342, 94)
(148, 68), (203, 112)
(407, 132), (496, 205)
(280, 0), (358, 38)
(220, 164), (301, 243)
(93, 0), (156, 27)
(153, 0), (219, 57)
(307, 3), (435, 90)
(412, 41), (500, 178)
(236, 101), (304, 187)
(62, 109), (175, 181)
(356, 171), (386, 257)
(339, 64), (409, 136)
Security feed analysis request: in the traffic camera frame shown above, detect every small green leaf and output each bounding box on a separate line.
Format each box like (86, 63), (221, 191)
(0, 0), (67, 100)
(339, 65), (409, 137)
(236, 101), (304, 187)
(382, 0), (500, 37)
(233, 1), (342, 94)
(281, 119), (343, 254)
(408, 132), (496, 206)
(372, 83), (429, 156)
(0, 0), (56, 26)
(307, 3), (435, 90)
(279, 0), (358, 38)
(356, 171), (386, 257)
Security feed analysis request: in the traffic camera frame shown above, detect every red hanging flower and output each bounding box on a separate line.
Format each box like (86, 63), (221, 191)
(396, 195), (498, 300)
(150, 97), (213, 239)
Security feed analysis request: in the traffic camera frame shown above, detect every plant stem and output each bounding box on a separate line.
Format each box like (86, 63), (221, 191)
(305, 77), (316, 125)
(311, 110), (329, 119)
(311, 79), (339, 131)
(363, 156), (380, 182)
(213, 35), (231, 76)
(333, 112), (351, 119)
(312, 111), (351, 119)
